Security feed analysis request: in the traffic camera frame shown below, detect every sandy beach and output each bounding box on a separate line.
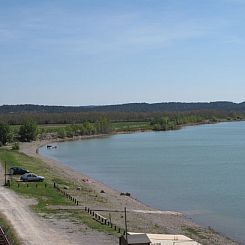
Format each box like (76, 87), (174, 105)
(19, 137), (239, 245)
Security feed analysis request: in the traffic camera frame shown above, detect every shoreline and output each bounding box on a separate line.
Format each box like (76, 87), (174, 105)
(20, 133), (239, 245)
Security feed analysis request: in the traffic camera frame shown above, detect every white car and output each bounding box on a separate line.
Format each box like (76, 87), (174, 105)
(20, 173), (44, 182)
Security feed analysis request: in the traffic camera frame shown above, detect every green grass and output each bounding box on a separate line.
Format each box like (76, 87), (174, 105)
(38, 121), (151, 133)
(183, 227), (207, 240)
(0, 213), (21, 245)
(0, 149), (75, 212)
(38, 121), (151, 131)
(111, 121), (151, 131)
(10, 181), (72, 212)
(39, 124), (69, 128)
(0, 149), (124, 238)
(0, 149), (70, 186)
(10, 121), (152, 138)
(69, 210), (123, 237)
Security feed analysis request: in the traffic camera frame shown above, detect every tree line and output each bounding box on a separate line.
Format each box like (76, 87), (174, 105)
(0, 110), (244, 125)
(1, 101), (245, 113)
(0, 111), (244, 146)
(0, 117), (112, 146)
(151, 114), (210, 131)
(0, 120), (38, 146)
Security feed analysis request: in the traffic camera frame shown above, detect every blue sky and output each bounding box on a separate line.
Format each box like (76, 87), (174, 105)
(0, 0), (245, 105)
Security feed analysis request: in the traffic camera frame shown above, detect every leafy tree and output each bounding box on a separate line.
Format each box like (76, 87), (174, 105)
(95, 117), (112, 134)
(57, 128), (66, 138)
(0, 123), (11, 145)
(19, 119), (38, 142)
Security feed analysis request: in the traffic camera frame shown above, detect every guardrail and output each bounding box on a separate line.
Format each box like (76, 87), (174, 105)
(0, 226), (10, 245)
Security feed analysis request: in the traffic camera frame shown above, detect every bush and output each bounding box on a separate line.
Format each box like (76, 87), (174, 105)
(0, 123), (12, 145)
(12, 142), (20, 150)
(19, 119), (38, 142)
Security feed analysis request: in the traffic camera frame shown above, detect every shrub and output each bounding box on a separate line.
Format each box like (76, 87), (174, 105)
(12, 142), (20, 150)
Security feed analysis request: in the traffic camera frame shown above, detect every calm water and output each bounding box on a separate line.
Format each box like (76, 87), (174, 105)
(40, 121), (245, 243)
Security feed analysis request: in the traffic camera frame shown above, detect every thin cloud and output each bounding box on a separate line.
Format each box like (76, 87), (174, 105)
(0, 2), (232, 58)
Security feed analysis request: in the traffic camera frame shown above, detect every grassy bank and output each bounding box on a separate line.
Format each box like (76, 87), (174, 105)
(0, 149), (123, 238)
(0, 213), (21, 245)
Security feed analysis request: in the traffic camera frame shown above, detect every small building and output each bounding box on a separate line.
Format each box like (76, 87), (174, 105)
(119, 233), (151, 245)
(120, 233), (202, 245)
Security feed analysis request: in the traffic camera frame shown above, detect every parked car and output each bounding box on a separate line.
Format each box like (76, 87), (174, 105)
(10, 167), (29, 175)
(20, 173), (44, 182)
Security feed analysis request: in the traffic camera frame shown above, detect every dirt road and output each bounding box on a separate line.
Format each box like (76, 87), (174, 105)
(0, 164), (117, 245)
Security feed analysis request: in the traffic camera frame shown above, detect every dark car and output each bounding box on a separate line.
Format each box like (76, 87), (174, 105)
(9, 167), (29, 175)
(20, 173), (44, 182)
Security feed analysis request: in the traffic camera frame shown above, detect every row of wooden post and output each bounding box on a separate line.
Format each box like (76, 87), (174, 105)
(53, 182), (79, 205)
(84, 207), (125, 235)
(16, 183), (48, 188)
(53, 182), (124, 235)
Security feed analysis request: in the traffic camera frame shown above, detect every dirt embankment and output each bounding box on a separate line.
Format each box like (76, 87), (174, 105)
(19, 140), (239, 245)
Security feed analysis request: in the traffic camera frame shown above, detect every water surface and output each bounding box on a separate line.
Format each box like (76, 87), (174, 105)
(40, 122), (245, 243)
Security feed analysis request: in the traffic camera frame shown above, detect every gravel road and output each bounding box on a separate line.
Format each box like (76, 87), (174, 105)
(0, 163), (117, 245)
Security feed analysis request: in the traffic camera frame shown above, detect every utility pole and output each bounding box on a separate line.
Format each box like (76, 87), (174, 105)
(4, 162), (7, 186)
(124, 207), (128, 242)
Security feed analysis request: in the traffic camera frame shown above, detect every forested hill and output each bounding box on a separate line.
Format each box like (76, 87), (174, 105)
(1, 102), (245, 113)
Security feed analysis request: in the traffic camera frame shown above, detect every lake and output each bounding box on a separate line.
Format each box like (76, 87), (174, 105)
(39, 121), (245, 243)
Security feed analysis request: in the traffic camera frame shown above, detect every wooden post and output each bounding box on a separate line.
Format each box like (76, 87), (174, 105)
(124, 207), (128, 242)
(109, 213), (112, 225)
(4, 162), (7, 186)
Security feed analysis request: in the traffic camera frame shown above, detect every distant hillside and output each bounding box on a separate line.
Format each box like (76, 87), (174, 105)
(0, 102), (245, 113)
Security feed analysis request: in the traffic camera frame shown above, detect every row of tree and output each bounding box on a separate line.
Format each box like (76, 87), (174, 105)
(0, 117), (112, 146)
(0, 112), (244, 145)
(0, 120), (37, 146)
(1, 101), (245, 113)
(0, 110), (244, 125)
(150, 113), (238, 131)
(39, 117), (112, 139)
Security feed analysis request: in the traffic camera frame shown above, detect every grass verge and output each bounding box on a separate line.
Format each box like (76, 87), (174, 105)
(0, 149), (123, 238)
(0, 212), (21, 245)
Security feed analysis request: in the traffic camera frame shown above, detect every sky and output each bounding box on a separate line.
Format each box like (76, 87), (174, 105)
(0, 0), (245, 106)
